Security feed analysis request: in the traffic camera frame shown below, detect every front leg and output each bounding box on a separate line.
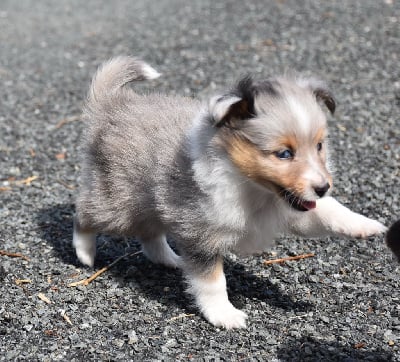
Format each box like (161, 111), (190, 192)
(183, 255), (247, 329)
(289, 196), (387, 238)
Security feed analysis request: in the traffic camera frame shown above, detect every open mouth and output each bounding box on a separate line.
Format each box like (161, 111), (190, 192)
(281, 189), (316, 212)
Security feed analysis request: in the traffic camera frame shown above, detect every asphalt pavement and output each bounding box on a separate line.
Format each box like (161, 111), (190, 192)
(0, 0), (399, 360)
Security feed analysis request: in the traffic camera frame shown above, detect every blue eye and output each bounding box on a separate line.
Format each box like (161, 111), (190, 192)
(317, 142), (323, 151)
(276, 149), (294, 159)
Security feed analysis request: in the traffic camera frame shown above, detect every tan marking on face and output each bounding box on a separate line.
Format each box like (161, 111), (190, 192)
(223, 136), (262, 180)
(224, 134), (331, 198)
(313, 127), (327, 144)
(276, 134), (298, 152)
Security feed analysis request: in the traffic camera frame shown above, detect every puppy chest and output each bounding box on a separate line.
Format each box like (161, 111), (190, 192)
(234, 213), (280, 255)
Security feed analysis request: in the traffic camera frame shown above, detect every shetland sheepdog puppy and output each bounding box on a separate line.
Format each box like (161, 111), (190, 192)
(73, 56), (386, 328)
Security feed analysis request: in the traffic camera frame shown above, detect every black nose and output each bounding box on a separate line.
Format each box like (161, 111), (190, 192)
(314, 183), (330, 197)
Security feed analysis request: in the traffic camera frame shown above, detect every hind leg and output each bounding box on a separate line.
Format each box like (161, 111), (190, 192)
(73, 216), (96, 267)
(140, 234), (181, 268)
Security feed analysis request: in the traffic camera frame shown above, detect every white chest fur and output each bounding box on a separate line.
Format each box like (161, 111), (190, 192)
(192, 152), (283, 255)
(234, 192), (283, 255)
(188, 118), (286, 255)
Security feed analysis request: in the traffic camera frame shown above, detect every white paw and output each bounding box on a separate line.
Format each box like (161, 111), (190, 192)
(75, 247), (95, 267)
(151, 252), (182, 269)
(141, 236), (182, 269)
(73, 228), (96, 267)
(186, 262), (247, 329)
(166, 254), (182, 269)
(202, 303), (247, 329)
(339, 214), (387, 239)
(353, 217), (387, 238)
(316, 197), (387, 239)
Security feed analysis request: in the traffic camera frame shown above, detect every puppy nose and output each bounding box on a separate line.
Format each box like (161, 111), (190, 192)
(314, 183), (330, 197)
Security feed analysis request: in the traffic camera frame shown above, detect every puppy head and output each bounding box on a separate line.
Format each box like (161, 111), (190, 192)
(210, 76), (335, 212)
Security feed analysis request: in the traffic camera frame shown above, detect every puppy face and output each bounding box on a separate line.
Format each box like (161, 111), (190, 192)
(211, 77), (335, 212)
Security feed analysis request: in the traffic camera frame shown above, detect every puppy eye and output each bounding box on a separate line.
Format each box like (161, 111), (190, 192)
(317, 142), (323, 151)
(275, 149), (294, 159)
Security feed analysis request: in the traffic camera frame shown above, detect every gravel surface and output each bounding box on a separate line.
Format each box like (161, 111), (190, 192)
(1, 0), (399, 360)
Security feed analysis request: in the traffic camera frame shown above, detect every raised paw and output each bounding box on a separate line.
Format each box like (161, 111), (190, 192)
(345, 214), (387, 239)
(360, 218), (387, 238)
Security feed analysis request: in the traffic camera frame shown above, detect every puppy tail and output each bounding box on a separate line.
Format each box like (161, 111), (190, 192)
(88, 56), (161, 102)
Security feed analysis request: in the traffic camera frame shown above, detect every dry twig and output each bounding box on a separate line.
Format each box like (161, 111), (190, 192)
(38, 293), (52, 304)
(55, 152), (66, 160)
(54, 115), (80, 129)
(354, 342), (366, 349)
(0, 175), (38, 191)
(167, 313), (195, 322)
(263, 253), (315, 265)
(60, 310), (73, 325)
(14, 175), (38, 185)
(68, 250), (142, 287)
(15, 279), (32, 285)
(56, 179), (76, 190)
(0, 250), (30, 261)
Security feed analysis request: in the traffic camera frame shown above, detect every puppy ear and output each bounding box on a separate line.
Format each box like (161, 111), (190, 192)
(297, 78), (336, 115)
(210, 76), (256, 128)
(314, 88), (336, 115)
(209, 95), (249, 128)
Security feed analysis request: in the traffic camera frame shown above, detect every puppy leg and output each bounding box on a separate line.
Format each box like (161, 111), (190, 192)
(290, 196), (387, 238)
(185, 257), (247, 329)
(140, 234), (181, 268)
(73, 217), (96, 267)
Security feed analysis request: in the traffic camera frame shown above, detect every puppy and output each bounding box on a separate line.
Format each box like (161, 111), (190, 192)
(73, 56), (386, 329)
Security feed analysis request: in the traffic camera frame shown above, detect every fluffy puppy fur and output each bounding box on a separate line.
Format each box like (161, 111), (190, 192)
(73, 56), (386, 329)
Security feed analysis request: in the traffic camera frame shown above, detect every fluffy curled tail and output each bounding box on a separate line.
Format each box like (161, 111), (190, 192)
(88, 56), (161, 102)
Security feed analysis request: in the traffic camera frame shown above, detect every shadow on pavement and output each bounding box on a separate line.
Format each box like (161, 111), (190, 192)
(277, 336), (393, 362)
(225, 260), (313, 312)
(36, 203), (313, 313)
(36, 203), (79, 266)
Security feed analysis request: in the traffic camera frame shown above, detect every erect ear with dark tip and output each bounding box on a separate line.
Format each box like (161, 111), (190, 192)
(297, 78), (336, 115)
(209, 95), (253, 128)
(210, 76), (257, 128)
(314, 88), (336, 115)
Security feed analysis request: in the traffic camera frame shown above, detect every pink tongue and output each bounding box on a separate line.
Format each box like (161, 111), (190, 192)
(301, 200), (316, 210)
